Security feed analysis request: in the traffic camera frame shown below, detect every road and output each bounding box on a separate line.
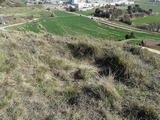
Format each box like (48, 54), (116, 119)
(66, 11), (153, 34)
(66, 11), (160, 55)
(0, 19), (38, 31)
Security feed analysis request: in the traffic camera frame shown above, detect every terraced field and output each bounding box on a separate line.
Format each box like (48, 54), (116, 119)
(10, 10), (160, 41)
(132, 4), (160, 26)
(132, 14), (160, 26)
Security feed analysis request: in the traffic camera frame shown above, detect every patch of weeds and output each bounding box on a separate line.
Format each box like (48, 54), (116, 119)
(0, 99), (8, 109)
(48, 58), (65, 70)
(68, 42), (101, 59)
(74, 68), (95, 81)
(64, 87), (79, 105)
(123, 102), (160, 120)
(8, 42), (19, 50)
(0, 56), (18, 74)
(124, 45), (142, 55)
(6, 107), (24, 120)
(0, 52), (4, 66)
(0, 115), (5, 120)
(38, 80), (61, 99)
(16, 75), (23, 84)
(64, 65), (74, 71)
(124, 45), (160, 70)
(95, 54), (129, 81)
(140, 50), (160, 70)
(21, 86), (33, 97)
(5, 90), (17, 100)
(30, 102), (45, 112)
(64, 87), (78, 97)
(40, 55), (65, 70)
(45, 114), (54, 120)
(33, 66), (48, 82)
(82, 82), (120, 108)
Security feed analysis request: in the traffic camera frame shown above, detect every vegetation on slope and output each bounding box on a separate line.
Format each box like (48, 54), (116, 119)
(0, 31), (159, 120)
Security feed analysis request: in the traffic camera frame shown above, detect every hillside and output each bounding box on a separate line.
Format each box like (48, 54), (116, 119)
(0, 31), (160, 120)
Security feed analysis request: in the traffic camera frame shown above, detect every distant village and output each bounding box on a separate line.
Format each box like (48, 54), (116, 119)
(27, 0), (134, 10)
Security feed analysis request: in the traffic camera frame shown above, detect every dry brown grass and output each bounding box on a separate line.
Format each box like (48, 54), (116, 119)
(0, 31), (159, 120)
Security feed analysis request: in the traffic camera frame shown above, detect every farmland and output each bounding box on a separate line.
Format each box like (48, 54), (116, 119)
(132, 14), (160, 26)
(132, 4), (160, 26)
(10, 10), (160, 41)
(76, 9), (95, 16)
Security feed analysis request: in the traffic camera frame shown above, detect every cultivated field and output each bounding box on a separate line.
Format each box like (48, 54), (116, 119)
(9, 10), (160, 41)
(132, 4), (160, 26)
(76, 9), (95, 16)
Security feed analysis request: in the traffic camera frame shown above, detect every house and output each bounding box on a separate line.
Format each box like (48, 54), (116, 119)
(142, 40), (160, 46)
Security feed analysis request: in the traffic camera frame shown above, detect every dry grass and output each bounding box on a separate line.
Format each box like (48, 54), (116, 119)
(0, 31), (159, 120)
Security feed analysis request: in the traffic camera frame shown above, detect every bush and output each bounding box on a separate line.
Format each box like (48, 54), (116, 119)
(66, 6), (77, 12)
(68, 42), (100, 59)
(120, 15), (132, 25)
(74, 68), (95, 81)
(125, 32), (136, 39)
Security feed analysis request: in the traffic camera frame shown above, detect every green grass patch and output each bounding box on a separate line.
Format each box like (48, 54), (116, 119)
(131, 4), (160, 26)
(10, 10), (160, 41)
(132, 14), (160, 26)
(76, 9), (95, 16)
(139, 4), (160, 13)
(127, 40), (142, 44)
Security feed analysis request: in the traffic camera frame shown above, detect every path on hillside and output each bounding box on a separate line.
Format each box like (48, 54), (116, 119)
(0, 18), (38, 31)
(122, 39), (160, 55)
(142, 47), (160, 55)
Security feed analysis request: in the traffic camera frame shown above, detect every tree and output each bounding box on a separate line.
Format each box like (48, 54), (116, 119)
(120, 15), (132, 25)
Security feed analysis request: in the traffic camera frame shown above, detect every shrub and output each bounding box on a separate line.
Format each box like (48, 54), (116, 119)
(95, 54), (129, 80)
(82, 83), (119, 102)
(33, 66), (48, 82)
(125, 32), (136, 39)
(68, 42), (100, 59)
(74, 68), (95, 81)
(120, 15), (132, 25)
(64, 87), (79, 105)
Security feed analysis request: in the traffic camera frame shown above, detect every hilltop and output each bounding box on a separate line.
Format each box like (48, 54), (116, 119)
(0, 31), (160, 120)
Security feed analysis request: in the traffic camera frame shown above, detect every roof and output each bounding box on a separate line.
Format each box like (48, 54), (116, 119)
(142, 40), (160, 46)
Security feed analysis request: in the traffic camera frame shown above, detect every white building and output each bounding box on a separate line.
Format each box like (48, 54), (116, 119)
(70, 0), (134, 9)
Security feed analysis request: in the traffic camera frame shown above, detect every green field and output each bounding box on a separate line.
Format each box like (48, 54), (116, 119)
(132, 14), (160, 26)
(132, 4), (160, 26)
(10, 10), (160, 41)
(76, 9), (95, 16)
(139, 4), (160, 13)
